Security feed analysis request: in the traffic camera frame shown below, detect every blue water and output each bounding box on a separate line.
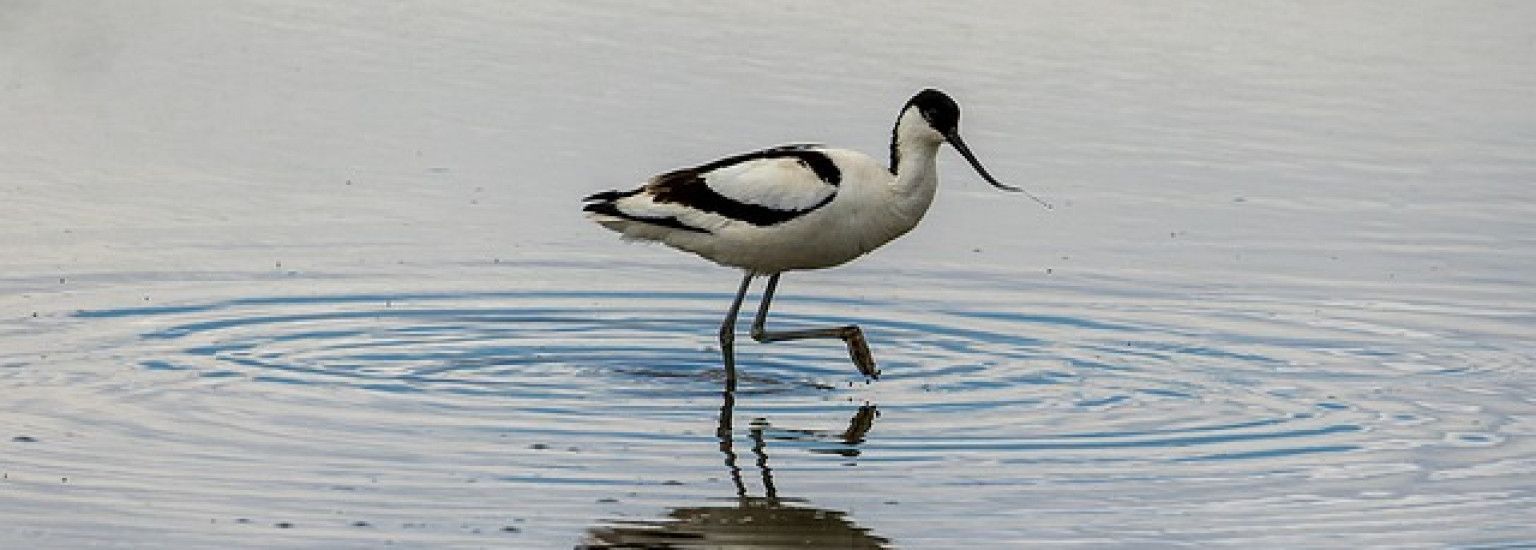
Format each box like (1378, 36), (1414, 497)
(3, 1), (1534, 548)
(1, 262), (1528, 547)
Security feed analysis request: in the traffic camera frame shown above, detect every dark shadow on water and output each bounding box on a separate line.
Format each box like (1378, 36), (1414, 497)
(578, 392), (889, 549)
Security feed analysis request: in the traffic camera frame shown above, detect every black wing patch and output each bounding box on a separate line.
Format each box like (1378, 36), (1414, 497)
(582, 199), (709, 234)
(676, 144), (842, 186)
(646, 145), (840, 226)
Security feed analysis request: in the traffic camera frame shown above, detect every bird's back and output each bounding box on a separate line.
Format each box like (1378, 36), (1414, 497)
(583, 145), (920, 273)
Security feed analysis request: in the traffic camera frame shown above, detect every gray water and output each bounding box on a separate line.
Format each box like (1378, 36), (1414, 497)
(3, 2), (1534, 548)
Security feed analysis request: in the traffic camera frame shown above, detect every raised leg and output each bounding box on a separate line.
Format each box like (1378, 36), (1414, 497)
(749, 274), (879, 378)
(718, 272), (754, 392)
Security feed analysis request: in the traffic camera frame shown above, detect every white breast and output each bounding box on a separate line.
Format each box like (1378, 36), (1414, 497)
(687, 149), (930, 273)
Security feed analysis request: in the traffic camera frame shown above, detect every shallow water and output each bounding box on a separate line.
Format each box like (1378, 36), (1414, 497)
(4, 2), (1535, 548)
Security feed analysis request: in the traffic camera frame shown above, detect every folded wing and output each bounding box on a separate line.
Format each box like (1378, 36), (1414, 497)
(584, 145), (841, 235)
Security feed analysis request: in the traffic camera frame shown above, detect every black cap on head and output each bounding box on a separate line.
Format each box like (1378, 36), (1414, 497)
(906, 88), (961, 135)
(899, 88), (1054, 209)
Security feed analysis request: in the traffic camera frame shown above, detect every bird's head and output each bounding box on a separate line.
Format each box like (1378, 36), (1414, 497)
(896, 88), (1051, 209)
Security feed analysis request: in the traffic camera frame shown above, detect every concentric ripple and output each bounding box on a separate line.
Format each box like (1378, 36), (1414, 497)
(2, 267), (1533, 547)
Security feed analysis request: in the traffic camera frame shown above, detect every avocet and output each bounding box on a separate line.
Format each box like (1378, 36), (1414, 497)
(584, 89), (1048, 389)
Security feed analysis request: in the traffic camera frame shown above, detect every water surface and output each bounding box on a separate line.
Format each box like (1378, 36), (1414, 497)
(3, 2), (1533, 547)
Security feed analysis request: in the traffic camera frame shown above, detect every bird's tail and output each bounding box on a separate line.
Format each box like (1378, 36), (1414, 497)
(581, 187), (708, 236)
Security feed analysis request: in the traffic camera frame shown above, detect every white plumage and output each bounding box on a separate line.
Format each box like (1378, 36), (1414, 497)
(700, 153), (836, 212)
(591, 147), (922, 273)
(583, 89), (1047, 388)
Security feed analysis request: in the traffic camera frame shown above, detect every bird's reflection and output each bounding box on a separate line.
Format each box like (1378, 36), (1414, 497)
(578, 392), (888, 549)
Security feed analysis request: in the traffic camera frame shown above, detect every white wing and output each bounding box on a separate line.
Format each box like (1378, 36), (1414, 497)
(699, 154), (836, 211)
(584, 145), (845, 235)
(638, 145), (841, 227)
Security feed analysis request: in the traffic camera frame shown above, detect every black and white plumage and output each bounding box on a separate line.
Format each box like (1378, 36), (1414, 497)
(583, 89), (1047, 388)
(582, 143), (879, 274)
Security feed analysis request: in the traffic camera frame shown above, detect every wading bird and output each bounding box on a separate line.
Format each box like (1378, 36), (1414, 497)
(583, 89), (1047, 389)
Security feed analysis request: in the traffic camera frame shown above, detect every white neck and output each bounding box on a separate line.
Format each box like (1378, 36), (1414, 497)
(888, 109), (945, 197)
(892, 139), (941, 196)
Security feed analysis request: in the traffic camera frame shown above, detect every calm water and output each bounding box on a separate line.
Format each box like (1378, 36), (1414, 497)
(3, 2), (1534, 548)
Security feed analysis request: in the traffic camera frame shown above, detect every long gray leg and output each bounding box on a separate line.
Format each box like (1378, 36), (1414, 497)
(749, 274), (879, 378)
(718, 273), (754, 392)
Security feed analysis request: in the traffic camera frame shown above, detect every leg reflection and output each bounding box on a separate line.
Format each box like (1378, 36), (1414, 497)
(581, 391), (890, 549)
(717, 391), (748, 498)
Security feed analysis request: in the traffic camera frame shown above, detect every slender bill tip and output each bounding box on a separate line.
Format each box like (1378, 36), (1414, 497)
(945, 133), (1053, 210)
